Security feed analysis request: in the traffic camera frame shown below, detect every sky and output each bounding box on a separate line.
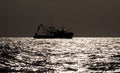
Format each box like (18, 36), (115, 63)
(0, 0), (120, 37)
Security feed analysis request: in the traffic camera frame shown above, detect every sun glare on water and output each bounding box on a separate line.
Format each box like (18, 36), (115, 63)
(0, 37), (120, 73)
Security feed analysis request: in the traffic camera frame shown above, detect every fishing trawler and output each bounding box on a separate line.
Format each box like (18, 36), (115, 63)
(33, 24), (74, 39)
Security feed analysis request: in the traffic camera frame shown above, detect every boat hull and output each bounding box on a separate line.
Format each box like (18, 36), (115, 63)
(33, 33), (73, 39)
(33, 35), (73, 39)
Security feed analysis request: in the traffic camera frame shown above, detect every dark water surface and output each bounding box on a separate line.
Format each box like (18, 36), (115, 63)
(0, 37), (120, 73)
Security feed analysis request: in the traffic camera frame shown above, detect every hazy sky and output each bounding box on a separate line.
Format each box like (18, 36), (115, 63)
(0, 0), (120, 37)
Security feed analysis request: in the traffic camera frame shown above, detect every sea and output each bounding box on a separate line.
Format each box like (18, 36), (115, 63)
(0, 37), (120, 73)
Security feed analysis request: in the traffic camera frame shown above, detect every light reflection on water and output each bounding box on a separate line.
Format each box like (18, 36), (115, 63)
(0, 37), (120, 73)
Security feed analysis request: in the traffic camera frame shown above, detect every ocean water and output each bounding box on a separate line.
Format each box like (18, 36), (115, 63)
(0, 37), (120, 73)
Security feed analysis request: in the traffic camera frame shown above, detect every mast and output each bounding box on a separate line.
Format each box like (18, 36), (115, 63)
(37, 24), (43, 32)
(36, 24), (48, 35)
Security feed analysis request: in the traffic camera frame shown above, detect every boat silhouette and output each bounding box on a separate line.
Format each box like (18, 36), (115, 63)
(33, 24), (74, 39)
